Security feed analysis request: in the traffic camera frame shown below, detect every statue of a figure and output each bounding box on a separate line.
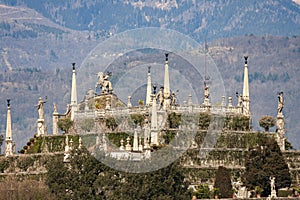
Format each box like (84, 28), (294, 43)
(170, 91), (177, 106)
(35, 97), (47, 119)
(277, 92), (284, 115)
(97, 72), (113, 94)
(238, 95), (243, 107)
(53, 102), (57, 113)
(270, 177), (276, 191)
(156, 87), (164, 110)
(204, 85), (210, 99)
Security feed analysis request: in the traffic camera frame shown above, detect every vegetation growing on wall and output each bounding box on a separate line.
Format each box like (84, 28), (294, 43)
(168, 112), (181, 128)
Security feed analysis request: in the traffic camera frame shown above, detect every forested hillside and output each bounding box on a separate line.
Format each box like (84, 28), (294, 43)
(0, 1), (299, 150)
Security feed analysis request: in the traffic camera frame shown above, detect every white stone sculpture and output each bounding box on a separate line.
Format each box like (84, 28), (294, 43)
(97, 71), (113, 94)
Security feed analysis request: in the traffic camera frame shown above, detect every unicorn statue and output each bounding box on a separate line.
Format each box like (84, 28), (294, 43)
(97, 71), (113, 94)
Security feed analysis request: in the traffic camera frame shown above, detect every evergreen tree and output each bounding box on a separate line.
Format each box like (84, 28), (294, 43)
(243, 134), (291, 197)
(214, 166), (233, 198)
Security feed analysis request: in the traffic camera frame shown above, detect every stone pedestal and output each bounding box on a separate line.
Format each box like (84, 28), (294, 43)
(150, 130), (158, 146)
(133, 129), (139, 151)
(37, 119), (45, 136)
(276, 114), (285, 151)
(52, 113), (59, 135)
(271, 190), (277, 198)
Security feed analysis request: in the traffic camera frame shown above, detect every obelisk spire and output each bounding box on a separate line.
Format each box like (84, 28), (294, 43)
(146, 66), (152, 105)
(163, 53), (170, 109)
(5, 99), (13, 157)
(242, 56), (250, 115)
(71, 63), (77, 120)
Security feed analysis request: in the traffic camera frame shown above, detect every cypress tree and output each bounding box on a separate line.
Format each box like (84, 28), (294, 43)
(214, 166), (233, 198)
(243, 134), (291, 197)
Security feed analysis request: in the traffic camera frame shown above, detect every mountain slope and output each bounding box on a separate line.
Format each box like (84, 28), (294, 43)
(0, 2), (299, 151)
(0, 0), (299, 41)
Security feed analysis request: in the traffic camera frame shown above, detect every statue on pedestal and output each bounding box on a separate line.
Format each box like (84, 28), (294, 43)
(277, 92), (284, 116)
(170, 91), (177, 106)
(97, 71), (113, 94)
(270, 177), (277, 198)
(35, 97), (47, 119)
(156, 87), (164, 110)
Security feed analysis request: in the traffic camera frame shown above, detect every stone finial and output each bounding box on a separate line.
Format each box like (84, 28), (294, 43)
(146, 66), (152, 105)
(105, 97), (111, 110)
(5, 98), (13, 157)
(125, 136), (132, 151)
(244, 56), (248, 65)
(78, 137), (82, 149)
(221, 96), (226, 107)
(152, 84), (157, 94)
(120, 139), (124, 151)
(127, 96), (132, 107)
(228, 96), (233, 107)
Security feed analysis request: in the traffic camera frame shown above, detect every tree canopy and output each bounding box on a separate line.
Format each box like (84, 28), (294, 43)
(259, 116), (275, 132)
(214, 166), (233, 198)
(45, 148), (191, 199)
(243, 134), (291, 197)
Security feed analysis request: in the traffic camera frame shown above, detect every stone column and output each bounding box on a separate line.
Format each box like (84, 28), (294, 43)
(163, 53), (170, 110)
(146, 66), (152, 106)
(242, 56), (250, 116)
(71, 63), (78, 121)
(52, 103), (59, 135)
(133, 128), (139, 152)
(5, 99), (13, 157)
(150, 94), (158, 145)
(276, 92), (285, 151)
(276, 114), (285, 151)
(188, 94), (193, 112)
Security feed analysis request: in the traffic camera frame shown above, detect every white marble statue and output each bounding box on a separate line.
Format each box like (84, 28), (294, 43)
(277, 92), (284, 115)
(97, 71), (113, 94)
(156, 87), (164, 110)
(170, 91), (177, 106)
(270, 177), (277, 198)
(35, 97), (47, 119)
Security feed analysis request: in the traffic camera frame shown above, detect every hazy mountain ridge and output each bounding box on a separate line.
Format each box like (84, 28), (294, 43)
(0, 0), (299, 41)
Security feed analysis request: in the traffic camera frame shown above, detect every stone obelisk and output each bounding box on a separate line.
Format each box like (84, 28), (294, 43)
(151, 94), (158, 146)
(5, 99), (13, 157)
(242, 56), (250, 116)
(70, 63), (78, 121)
(163, 53), (170, 110)
(146, 66), (152, 106)
(52, 103), (59, 135)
